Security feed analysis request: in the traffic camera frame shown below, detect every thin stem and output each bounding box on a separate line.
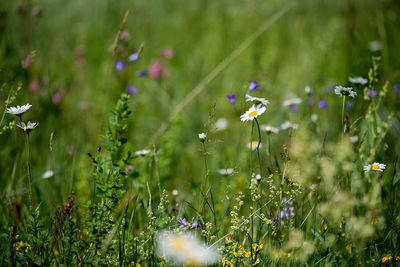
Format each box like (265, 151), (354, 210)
(24, 132), (33, 209)
(201, 142), (217, 227)
(341, 96), (346, 134)
(250, 121), (254, 173)
(254, 118), (263, 175)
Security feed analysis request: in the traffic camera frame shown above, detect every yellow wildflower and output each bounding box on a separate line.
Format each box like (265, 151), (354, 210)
(382, 254), (392, 263)
(345, 244), (352, 254)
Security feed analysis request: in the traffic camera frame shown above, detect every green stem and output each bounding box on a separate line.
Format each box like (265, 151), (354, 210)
(341, 96), (346, 134)
(24, 132), (33, 209)
(254, 118), (263, 175)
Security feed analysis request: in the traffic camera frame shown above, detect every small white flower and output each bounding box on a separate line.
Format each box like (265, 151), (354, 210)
(280, 121), (298, 130)
(245, 94), (270, 106)
(214, 118), (228, 131)
(134, 149), (151, 156)
(198, 133), (206, 141)
(363, 162), (386, 172)
(349, 135), (359, 143)
(240, 104), (266, 122)
(311, 113), (318, 122)
(248, 141), (262, 151)
(42, 170), (54, 179)
(16, 121), (38, 132)
(304, 85), (313, 95)
(6, 104), (32, 115)
(172, 189), (179, 196)
(251, 178), (258, 185)
(218, 168), (234, 176)
(156, 231), (220, 266)
(309, 184), (317, 190)
(348, 76), (368, 85)
(334, 85), (357, 98)
(261, 124), (279, 134)
(282, 96), (302, 107)
(368, 40), (382, 52)
(256, 174), (261, 181)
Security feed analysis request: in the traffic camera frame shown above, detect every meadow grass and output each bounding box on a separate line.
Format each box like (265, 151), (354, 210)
(0, 0), (400, 266)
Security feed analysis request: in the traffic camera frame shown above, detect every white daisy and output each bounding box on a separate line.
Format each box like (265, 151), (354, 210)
(282, 96), (302, 107)
(334, 85), (357, 98)
(248, 141), (262, 151)
(198, 133), (206, 141)
(156, 231), (220, 266)
(218, 168), (234, 175)
(364, 162), (386, 172)
(16, 121), (38, 132)
(6, 104), (32, 116)
(134, 149), (151, 156)
(240, 104), (266, 122)
(214, 118), (228, 131)
(280, 121), (298, 130)
(42, 170), (54, 179)
(245, 94), (270, 106)
(348, 76), (368, 85)
(311, 113), (318, 122)
(260, 124), (279, 134)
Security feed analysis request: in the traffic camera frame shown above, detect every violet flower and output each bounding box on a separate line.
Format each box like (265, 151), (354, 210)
(279, 197), (295, 224)
(306, 98), (314, 106)
(127, 85), (137, 94)
(369, 88), (377, 99)
(318, 100), (327, 109)
(129, 51), (139, 62)
(347, 101), (353, 111)
(248, 80), (260, 91)
(115, 60), (125, 71)
(137, 70), (147, 77)
(177, 218), (202, 229)
(226, 94), (237, 104)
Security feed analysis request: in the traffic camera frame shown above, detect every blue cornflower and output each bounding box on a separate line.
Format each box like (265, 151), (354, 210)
(226, 94), (237, 104)
(248, 80), (260, 91)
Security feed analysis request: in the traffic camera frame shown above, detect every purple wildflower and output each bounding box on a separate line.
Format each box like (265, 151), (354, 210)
(318, 100), (327, 109)
(307, 98), (314, 106)
(289, 104), (298, 111)
(248, 80), (260, 91)
(129, 51), (139, 62)
(347, 101), (353, 111)
(368, 88), (377, 99)
(127, 85), (137, 94)
(177, 218), (188, 228)
(189, 218), (202, 229)
(137, 70), (147, 77)
(115, 60), (125, 71)
(226, 94), (237, 104)
(394, 83), (399, 94)
(177, 218), (202, 229)
(279, 197), (295, 224)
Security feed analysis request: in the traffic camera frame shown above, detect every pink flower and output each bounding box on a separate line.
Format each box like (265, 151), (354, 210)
(29, 80), (40, 92)
(22, 57), (31, 69)
(161, 48), (173, 59)
(149, 60), (169, 79)
(52, 92), (62, 104)
(125, 165), (134, 173)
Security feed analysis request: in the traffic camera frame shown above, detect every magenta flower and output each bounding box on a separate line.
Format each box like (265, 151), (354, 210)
(248, 80), (260, 91)
(149, 60), (169, 78)
(52, 92), (62, 104)
(22, 57), (31, 69)
(226, 94), (237, 104)
(161, 48), (173, 59)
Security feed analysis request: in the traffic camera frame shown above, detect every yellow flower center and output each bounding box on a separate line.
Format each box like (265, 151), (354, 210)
(288, 99), (293, 105)
(251, 141), (258, 149)
(170, 237), (185, 252)
(249, 110), (258, 117)
(371, 164), (380, 170)
(185, 258), (201, 266)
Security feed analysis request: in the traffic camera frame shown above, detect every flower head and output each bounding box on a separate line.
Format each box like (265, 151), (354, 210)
(280, 121), (298, 130)
(198, 133), (206, 142)
(161, 48), (174, 59)
(334, 85), (357, 98)
(317, 100), (327, 109)
(6, 104), (32, 116)
(240, 104), (266, 122)
(127, 85), (137, 94)
(248, 80), (260, 91)
(149, 60), (169, 78)
(137, 70), (147, 77)
(16, 121), (38, 133)
(304, 85), (313, 95)
(226, 94), (237, 104)
(134, 149), (151, 157)
(115, 60), (125, 71)
(129, 51), (139, 62)
(283, 96), (302, 111)
(349, 76), (368, 85)
(156, 231), (220, 266)
(368, 88), (377, 99)
(261, 124), (279, 134)
(248, 141), (262, 151)
(245, 94), (270, 106)
(364, 162), (386, 172)
(279, 197), (295, 224)
(218, 168), (234, 175)
(214, 118), (228, 131)
(42, 170), (54, 179)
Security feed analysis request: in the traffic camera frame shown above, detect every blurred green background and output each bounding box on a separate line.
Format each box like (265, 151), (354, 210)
(1, 0), (399, 214)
